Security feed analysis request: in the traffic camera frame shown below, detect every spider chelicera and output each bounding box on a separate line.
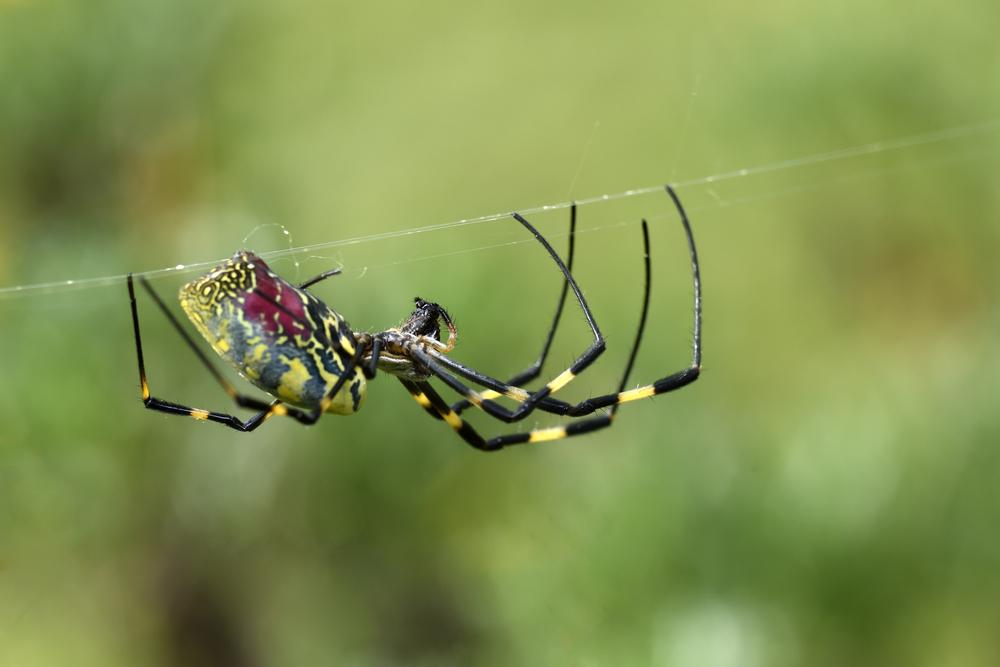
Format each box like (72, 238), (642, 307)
(127, 185), (702, 450)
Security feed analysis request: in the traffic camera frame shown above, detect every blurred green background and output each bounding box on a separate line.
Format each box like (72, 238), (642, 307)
(2, 0), (999, 665)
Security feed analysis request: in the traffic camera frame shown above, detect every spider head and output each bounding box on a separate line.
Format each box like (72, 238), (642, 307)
(400, 297), (456, 343)
(400, 298), (439, 339)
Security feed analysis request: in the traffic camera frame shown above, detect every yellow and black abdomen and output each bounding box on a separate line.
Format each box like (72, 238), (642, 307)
(179, 251), (366, 415)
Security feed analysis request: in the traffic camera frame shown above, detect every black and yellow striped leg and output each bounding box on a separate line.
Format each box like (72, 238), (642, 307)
(494, 211), (605, 419)
(563, 185), (702, 416)
(128, 274), (316, 430)
(408, 214), (649, 423)
(132, 274), (296, 413)
(401, 213), (677, 451)
(411, 183), (702, 425)
(423, 210), (607, 423)
(139, 396), (295, 431)
(410, 302), (665, 425)
(451, 203), (579, 415)
(408, 346), (581, 423)
(400, 379), (614, 451)
(422, 348), (575, 414)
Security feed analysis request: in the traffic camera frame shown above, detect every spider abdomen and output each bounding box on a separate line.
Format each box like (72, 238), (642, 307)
(179, 251), (366, 414)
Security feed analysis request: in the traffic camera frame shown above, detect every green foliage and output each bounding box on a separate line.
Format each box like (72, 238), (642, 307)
(2, 0), (999, 664)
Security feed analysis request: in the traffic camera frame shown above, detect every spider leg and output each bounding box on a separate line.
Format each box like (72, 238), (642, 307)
(408, 183), (701, 427)
(406, 269), (641, 423)
(609, 218), (652, 415)
(417, 214), (650, 418)
(451, 203), (578, 415)
(299, 267), (342, 290)
(357, 334), (383, 379)
(561, 185), (702, 416)
(128, 274), (315, 429)
(132, 274), (317, 417)
(419, 349), (572, 414)
(399, 378), (613, 451)
(419, 209), (606, 424)
(408, 346), (572, 423)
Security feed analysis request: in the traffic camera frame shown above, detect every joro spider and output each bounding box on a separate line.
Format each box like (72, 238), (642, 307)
(127, 185), (702, 450)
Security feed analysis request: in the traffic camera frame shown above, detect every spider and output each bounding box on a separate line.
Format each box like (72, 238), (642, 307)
(127, 185), (702, 450)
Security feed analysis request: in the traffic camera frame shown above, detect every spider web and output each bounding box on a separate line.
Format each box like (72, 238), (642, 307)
(0, 117), (997, 300)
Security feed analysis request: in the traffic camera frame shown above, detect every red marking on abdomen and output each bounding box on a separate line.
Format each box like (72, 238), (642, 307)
(244, 261), (311, 337)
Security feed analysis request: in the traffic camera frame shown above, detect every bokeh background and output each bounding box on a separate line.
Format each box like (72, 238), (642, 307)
(2, 1), (999, 665)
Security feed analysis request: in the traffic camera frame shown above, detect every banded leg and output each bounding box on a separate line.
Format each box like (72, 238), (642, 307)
(128, 274), (315, 430)
(130, 274), (316, 419)
(403, 212), (683, 450)
(399, 226), (651, 449)
(562, 184), (702, 416)
(400, 379), (613, 451)
(403, 219), (643, 424)
(451, 203), (578, 415)
(129, 274), (364, 430)
(426, 210), (607, 423)
(412, 184), (701, 424)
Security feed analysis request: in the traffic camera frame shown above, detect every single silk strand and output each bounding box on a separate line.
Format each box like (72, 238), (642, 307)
(1, 118), (997, 299)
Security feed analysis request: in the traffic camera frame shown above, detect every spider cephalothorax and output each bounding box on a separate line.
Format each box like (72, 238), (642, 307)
(127, 185), (702, 450)
(363, 297), (457, 382)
